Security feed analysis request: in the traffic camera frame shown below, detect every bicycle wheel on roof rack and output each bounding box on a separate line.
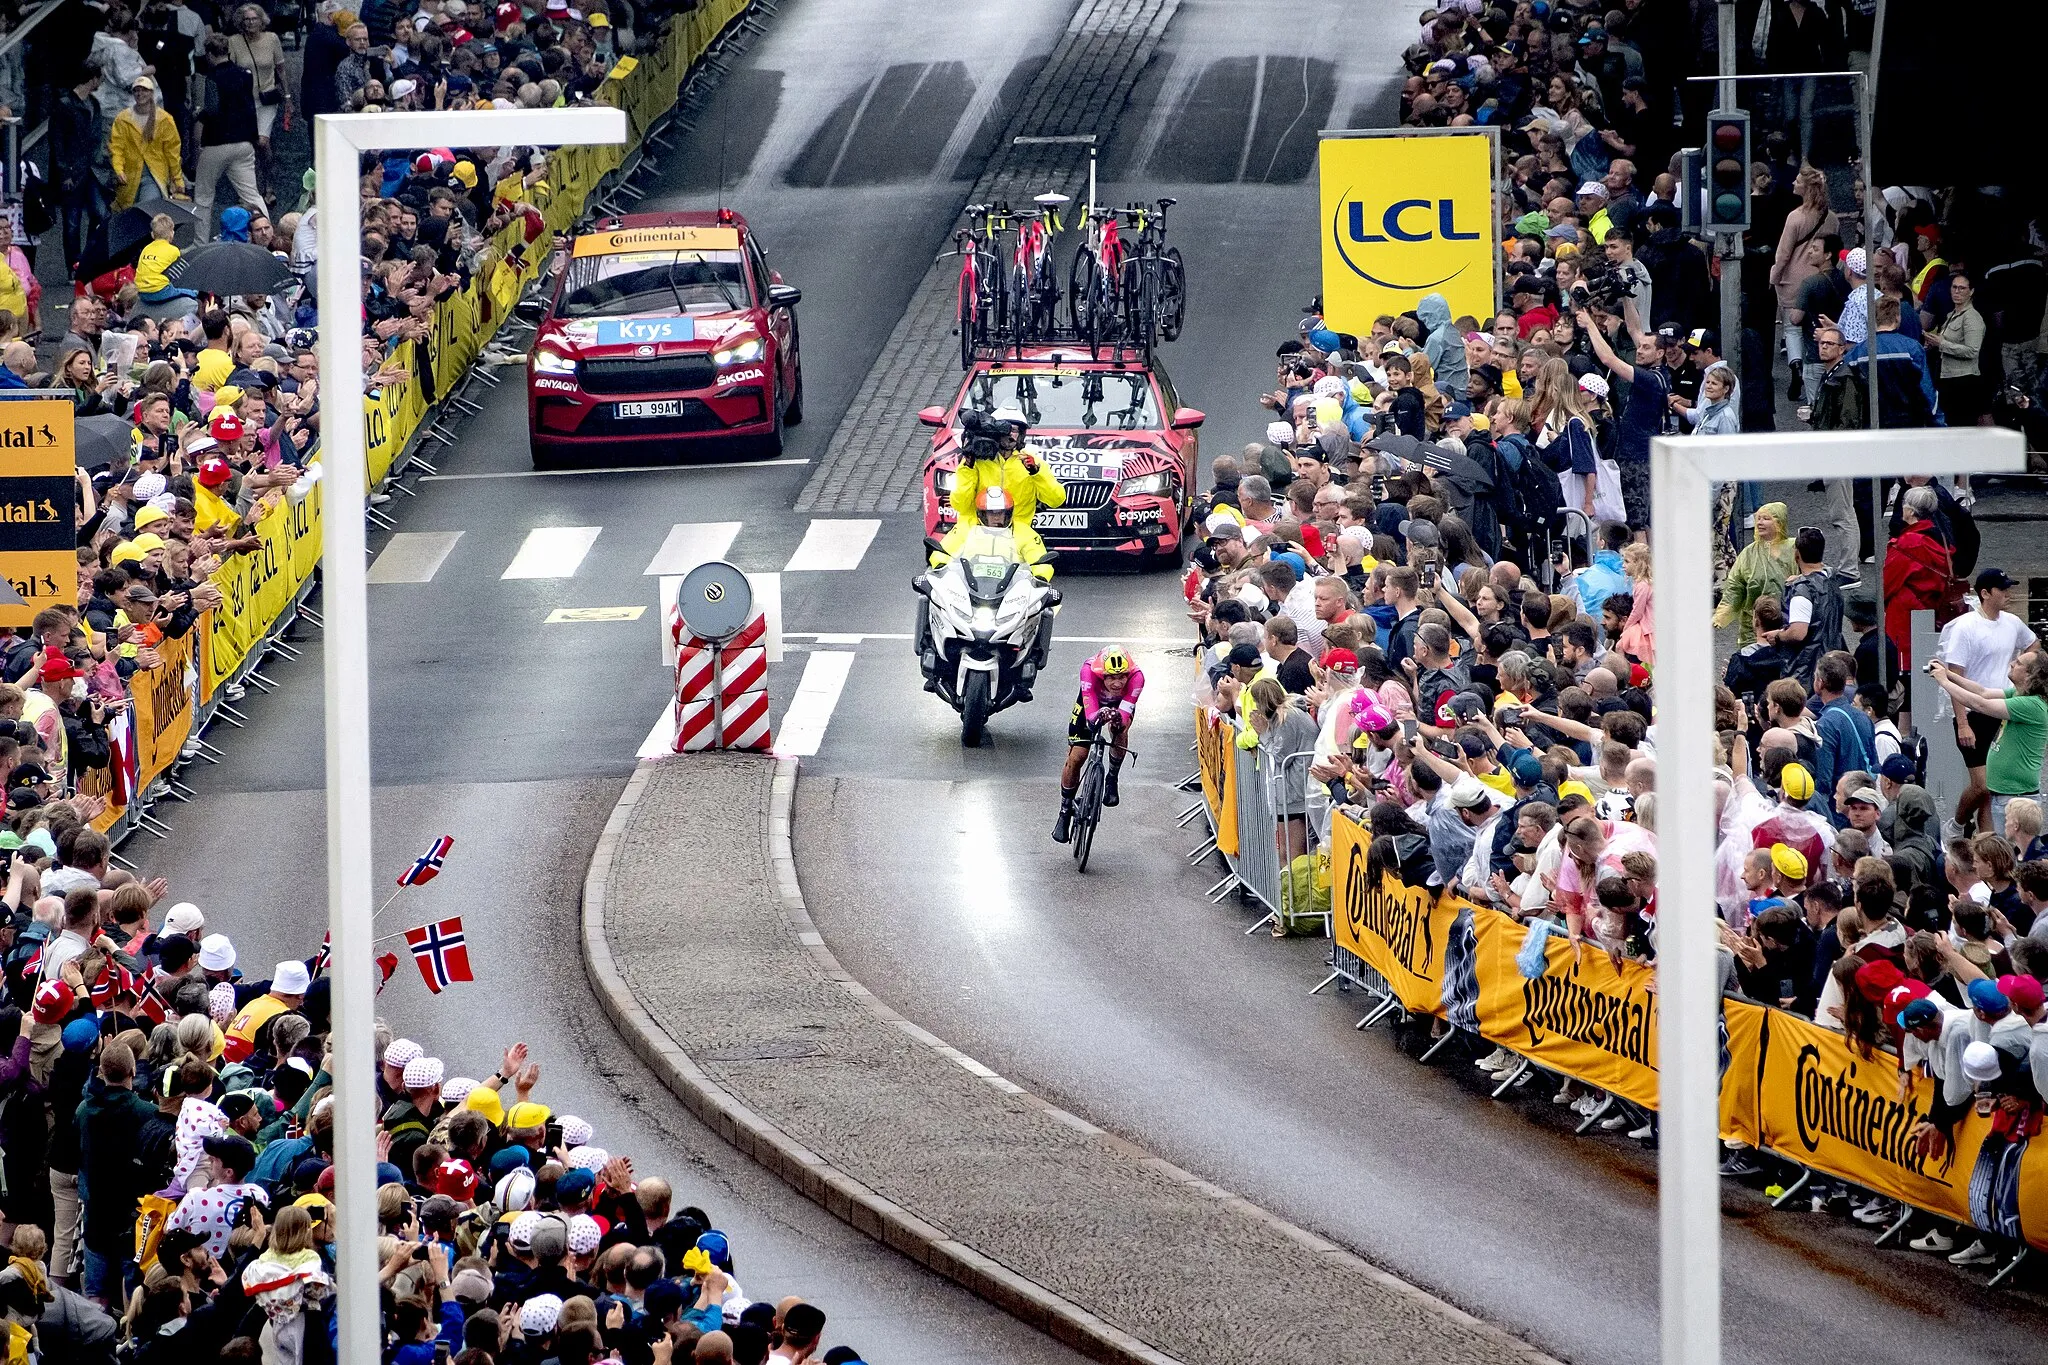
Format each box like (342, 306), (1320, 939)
(1008, 261), (1032, 349)
(1067, 244), (1096, 337)
(1119, 256), (1154, 366)
(1030, 254), (1059, 340)
(1158, 246), (1187, 342)
(1085, 262), (1119, 360)
(958, 258), (985, 369)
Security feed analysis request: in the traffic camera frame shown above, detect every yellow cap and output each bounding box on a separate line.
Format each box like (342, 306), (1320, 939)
(452, 160), (478, 188)
(1557, 780), (1594, 804)
(213, 385), (245, 412)
(1779, 763), (1814, 802)
(506, 1101), (551, 1130)
(293, 1193), (331, 1219)
(131, 533), (166, 554)
(133, 506), (168, 529)
(1770, 843), (1808, 881)
(194, 349), (233, 392)
(110, 542), (146, 567)
(464, 1086), (505, 1125)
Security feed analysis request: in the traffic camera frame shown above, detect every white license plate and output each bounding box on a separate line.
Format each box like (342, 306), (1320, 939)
(616, 399), (683, 419)
(1033, 510), (1090, 530)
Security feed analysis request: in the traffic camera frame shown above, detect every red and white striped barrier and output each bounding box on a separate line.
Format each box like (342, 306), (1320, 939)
(671, 611), (773, 753)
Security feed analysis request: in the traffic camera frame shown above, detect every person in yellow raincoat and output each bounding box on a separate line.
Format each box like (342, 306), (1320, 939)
(934, 486), (1053, 582)
(939, 405), (1065, 577)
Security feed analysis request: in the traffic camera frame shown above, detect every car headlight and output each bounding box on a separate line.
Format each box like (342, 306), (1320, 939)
(935, 468), (957, 493)
(1116, 471), (1173, 497)
(532, 347), (576, 375)
(713, 337), (765, 366)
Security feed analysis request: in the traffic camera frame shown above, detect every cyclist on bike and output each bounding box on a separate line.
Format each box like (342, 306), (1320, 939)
(1053, 647), (1145, 844)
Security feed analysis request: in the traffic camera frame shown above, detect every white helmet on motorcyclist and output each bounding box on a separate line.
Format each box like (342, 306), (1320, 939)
(991, 405), (1030, 439)
(976, 486), (1014, 528)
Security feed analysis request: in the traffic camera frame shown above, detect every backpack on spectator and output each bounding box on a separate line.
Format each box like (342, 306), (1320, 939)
(1493, 430), (1569, 543)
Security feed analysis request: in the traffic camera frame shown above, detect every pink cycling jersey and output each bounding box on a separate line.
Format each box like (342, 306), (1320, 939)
(1080, 657), (1146, 724)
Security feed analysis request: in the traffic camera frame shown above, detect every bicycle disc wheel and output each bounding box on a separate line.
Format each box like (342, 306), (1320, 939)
(1009, 263), (1031, 348)
(1067, 246), (1096, 335)
(1087, 266), (1119, 357)
(1159, 246), (1187, 342)
(1120, 257), (1154, 364)
(1073, 763), (1103, 870)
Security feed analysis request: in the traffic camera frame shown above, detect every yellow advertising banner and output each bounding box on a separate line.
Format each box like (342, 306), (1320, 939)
(1330, 817), (1460, 1016)
(1193, 707), (1238, 859)
(1472, 908), (1660, 1110)
(1743, 1006), (2048, 1247)
(1318, 131), (1497, 336)
(1720, 998), (1765, 1148)
(130, 627), (195, 790)
(0, 396), (78, 627)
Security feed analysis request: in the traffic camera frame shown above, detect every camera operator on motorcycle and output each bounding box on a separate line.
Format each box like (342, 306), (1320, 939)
(1053, 647), (1146, 844)
(935, 405), (1066, 578)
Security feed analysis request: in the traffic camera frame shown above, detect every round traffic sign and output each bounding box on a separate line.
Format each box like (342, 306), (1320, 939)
(676, 560), (754, 641)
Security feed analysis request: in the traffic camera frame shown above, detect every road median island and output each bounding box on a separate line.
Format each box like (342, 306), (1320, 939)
(581, 752), (1562, 1365)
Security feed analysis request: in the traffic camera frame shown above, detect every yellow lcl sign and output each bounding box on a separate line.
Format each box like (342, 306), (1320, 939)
(1319, 132), (1497, 333)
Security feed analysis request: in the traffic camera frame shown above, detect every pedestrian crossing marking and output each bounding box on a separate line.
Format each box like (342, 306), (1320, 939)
(776, 650), (858, 756)
(368, 531), (463, 583)
(502, 526), (601, 579)
(644, 521), (743, 576)
(546, 606), (647, 622)
(783, 518), (881, 572)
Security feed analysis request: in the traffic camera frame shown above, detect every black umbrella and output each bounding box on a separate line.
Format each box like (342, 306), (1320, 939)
(1418, 441), (1495, 496)
(74, 414), (139, 470)
(166, 241), (295, 296)
(74, 207), (160, 281)
(1364, 431), (1424, 464)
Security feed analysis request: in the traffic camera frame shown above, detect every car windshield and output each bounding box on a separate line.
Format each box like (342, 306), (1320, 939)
(557, 250), (748, 318)
(962, 369), (1160, 430)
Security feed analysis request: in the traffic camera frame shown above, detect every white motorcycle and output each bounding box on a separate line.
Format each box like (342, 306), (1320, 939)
(914, 524), (1059, 745)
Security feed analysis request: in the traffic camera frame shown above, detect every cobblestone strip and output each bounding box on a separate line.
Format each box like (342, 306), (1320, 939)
(796, 0), (1182, 513)
(581, 755), (1567, 1365)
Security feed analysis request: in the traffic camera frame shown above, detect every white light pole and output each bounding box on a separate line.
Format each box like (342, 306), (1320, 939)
(314, 106), (625, 1363)
(1651, 426), (2024, 1365)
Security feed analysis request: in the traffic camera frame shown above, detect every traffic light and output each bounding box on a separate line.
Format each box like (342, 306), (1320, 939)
(1678, 147), (1704, 235)
(1705, 109), (1750, 233)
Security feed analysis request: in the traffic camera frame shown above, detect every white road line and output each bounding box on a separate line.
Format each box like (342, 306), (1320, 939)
(636, 702), (676, 760)
(501, 526), (601, 579)
(421, 458), (811, 481)
(782, 518), (881, 572)
(367, 531), (463, 584)
(643, 522), (743, 577)
(774, 651), (858, 756)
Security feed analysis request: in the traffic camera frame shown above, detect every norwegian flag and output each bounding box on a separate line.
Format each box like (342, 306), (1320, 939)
(397, 835), (454, 888)
(312, 932), (332, 977)
(105, 708), (138, 811)
(403, 917), (473, 995)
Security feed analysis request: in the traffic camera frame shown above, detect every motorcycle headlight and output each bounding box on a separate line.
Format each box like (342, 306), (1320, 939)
(532, 347), (577, 375)
(713, 336), (766, 366)
(972, 606), (997, 632)
(1116, 471), (1173, 497)
(935, 468), (957, 493)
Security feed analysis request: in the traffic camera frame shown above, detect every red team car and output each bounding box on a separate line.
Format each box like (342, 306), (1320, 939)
(525, 211), (804, 467)
(918, 348), (1204, 567)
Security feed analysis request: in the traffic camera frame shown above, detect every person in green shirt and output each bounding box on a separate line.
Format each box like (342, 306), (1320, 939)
(1930, 651), (2048, 839)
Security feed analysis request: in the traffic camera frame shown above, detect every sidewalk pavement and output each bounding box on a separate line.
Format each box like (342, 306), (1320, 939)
(581, 752), (1561, 1365)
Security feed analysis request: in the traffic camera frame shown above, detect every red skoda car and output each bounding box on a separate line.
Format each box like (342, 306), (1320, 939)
(525, 211), (803, 467)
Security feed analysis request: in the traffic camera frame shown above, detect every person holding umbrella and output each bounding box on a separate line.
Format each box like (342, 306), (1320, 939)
(109, 76), (187, 210)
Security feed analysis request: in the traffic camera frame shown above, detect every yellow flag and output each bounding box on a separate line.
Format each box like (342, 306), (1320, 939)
(194, 482), (239, 534)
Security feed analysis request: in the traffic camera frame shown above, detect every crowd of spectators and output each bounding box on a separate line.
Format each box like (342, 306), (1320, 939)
(1183, 262), (2048, 1272)
(0, 1), (889, 1361)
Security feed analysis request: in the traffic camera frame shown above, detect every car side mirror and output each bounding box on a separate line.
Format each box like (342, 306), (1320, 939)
(768, 284), (802, 309)
(916, 406), (947, 427)
(1171, 407), (1206, 429)
(515, 298), (547, 321)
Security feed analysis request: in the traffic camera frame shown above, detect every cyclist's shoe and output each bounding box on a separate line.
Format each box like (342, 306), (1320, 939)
(1052, 796), (1074, 844)
(1103, 772), (1120, 807)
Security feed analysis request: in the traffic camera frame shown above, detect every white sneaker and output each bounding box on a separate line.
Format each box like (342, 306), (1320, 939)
(1948, 1240), (1997, 1266)
(1854, 1199), (1896, 1225)
(1629, 1121), (1655, 1140)
(1910, 1229), (1956, 1253)
(223, 682), (247, 702)
(1599, 1111), (1633, 1131)
(1553, 1083), (1577, 1105)
(1476, 1047), (1511, 1073)
(1573, 1093), (1601, 1117)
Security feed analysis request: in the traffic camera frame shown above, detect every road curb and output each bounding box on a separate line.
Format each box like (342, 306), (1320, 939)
(581, 755), (1567, 1365)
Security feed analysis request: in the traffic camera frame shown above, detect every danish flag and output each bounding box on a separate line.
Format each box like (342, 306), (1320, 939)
(403, 917), (473, 994)
(397, 835), (454, 887)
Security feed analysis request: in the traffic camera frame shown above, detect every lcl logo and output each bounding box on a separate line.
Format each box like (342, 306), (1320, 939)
(1329, 188), (1483, 290)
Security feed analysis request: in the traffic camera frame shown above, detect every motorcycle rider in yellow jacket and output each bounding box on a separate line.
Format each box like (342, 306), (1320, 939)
(932, 406), (1064, 582)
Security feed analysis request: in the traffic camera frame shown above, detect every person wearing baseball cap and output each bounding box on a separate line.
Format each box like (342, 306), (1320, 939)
(1927, 644), (2048, 841)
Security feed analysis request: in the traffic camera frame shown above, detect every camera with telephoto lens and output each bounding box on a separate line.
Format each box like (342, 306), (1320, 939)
(957, 408), (1007, 463)
(1570, 257), (1634, 313)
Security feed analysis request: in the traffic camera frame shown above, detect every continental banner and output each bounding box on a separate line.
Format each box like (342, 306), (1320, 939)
(1720, 999), (1766, 1149)
(1744, 1006), (2048, 1252)
(1472, 906), (1661, 1110)
(1318, 130), (1498, 336)
(131, 627), (196, 790)
(1194, 707), (1238, 859)
(1330, 816), (1458, 1015)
